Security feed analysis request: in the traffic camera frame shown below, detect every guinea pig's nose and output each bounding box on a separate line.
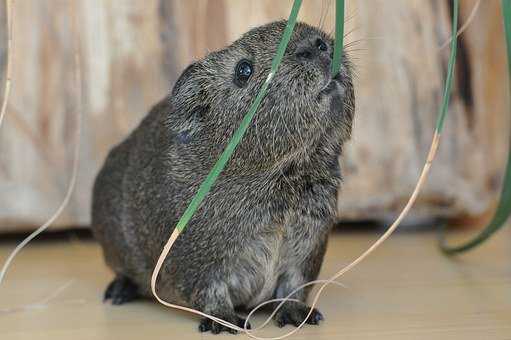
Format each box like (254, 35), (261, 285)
(295, 37), (329, 61)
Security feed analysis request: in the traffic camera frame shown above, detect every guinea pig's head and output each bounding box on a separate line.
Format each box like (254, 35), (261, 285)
(168, 21), (355, 171)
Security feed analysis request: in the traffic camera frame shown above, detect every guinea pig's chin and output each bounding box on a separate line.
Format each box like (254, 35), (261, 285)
(317, 77), (344, 102)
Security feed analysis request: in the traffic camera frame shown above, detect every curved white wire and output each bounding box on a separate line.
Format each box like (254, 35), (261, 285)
(439, 0), (481, 50)
(0, 0), (13, 128)
(0, 46), (82, 286)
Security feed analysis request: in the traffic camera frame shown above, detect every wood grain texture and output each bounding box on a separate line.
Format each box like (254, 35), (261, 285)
(0, 0), (508, 231)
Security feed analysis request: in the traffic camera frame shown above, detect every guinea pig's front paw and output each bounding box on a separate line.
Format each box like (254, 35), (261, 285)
(198, 315), (251, 335)
(274, 302), (324, 328)
(103, 276), (139, 305)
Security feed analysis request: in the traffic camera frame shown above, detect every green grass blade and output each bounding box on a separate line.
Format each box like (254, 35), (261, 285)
(331, 0), (345, 75)
(439, 0), (511, 254)
(435, 0), (459, 132)
(174, 0), (303, 232)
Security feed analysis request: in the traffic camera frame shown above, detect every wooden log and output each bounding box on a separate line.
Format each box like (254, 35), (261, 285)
(0, 0), (507, 231)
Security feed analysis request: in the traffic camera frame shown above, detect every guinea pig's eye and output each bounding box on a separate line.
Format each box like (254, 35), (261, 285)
(315, 38), (328, 52)
(234, 59), (253, 87)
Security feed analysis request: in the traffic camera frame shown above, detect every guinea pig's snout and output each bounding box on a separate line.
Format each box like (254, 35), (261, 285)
(295, 37), (332, 73)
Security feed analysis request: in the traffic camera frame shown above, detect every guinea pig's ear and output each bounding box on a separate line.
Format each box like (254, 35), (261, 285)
(171, 62), (207, 109)
(170, 62), (211, 143)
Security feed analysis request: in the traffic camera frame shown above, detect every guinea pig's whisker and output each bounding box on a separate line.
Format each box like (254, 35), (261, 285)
(345, 9), (358, 23)
(358, 36), (386, 41)
(344, 39), (365, 48)
(326, 9), (357, 36)
(344, 41), (369, 50)
(318, 0), (333, 31)
(318, 0), (325, 30)
(342, 26), (362, 40)
(324, 0), (334, 30)
(344, 37), (385, 51)
(343, 48), (369, 56)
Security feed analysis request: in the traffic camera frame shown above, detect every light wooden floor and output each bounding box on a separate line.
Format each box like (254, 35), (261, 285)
(0, 226), (510, 340)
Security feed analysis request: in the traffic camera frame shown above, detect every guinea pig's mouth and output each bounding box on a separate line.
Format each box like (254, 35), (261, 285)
(319, 80), (337, 95)
(318, 73), (342, 97)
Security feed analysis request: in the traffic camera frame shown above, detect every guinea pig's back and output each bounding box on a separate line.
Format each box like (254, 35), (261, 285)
(91, 130), (136, 277)
(91, 99), (173, 288)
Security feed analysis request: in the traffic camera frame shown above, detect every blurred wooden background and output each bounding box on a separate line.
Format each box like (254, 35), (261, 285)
(0, 0), (508, 232)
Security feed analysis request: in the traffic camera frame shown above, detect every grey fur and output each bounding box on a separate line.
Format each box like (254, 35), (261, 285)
(91, 21), (355, 333)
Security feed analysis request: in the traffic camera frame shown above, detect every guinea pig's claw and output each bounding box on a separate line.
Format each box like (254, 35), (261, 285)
(103, 276), (139, 305)
(275, 304), (324, 328)
(198, 316), (251, 334)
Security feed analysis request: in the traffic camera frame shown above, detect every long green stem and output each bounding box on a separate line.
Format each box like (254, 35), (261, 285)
(439, 0), (511, 254)
(332, 0), (345, 75)
(435, 0), (459, 132)
(174, 0), (304, 232)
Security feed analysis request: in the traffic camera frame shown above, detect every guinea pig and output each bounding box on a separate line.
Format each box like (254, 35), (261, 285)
(91, 20), (355, 334)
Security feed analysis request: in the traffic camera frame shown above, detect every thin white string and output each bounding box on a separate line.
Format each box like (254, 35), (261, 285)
(0, 28), (83, 286)
(0, 279), (75, 314)
(0, 0), (13, 128)
(439, 0), (481, 50)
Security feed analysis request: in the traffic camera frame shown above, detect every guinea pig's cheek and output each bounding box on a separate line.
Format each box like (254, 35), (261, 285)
(329, 92), (344, 116)
(327, 83), (346, 116)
